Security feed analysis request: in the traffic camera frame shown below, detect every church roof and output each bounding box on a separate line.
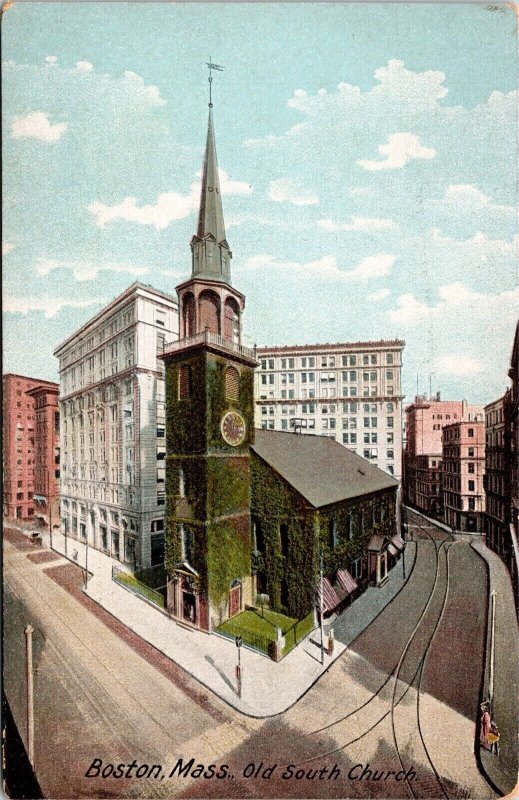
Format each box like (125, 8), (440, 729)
(251, 429), (398, 509)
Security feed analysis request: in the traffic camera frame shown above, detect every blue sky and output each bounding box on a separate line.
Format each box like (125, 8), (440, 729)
(2, 2), (518, 404)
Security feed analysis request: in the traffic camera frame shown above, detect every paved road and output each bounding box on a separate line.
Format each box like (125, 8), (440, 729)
(4, 519), (497, 799)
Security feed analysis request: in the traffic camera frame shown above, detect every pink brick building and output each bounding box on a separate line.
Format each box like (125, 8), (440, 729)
(404, 396), (482, 517)
(3, 373), (59, 524)
(442, 419), (485, 532)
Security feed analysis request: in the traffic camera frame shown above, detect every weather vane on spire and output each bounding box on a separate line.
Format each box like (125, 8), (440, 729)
(206, 58), (224, 107)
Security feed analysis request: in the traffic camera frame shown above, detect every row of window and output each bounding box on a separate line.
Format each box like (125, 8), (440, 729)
(260, 353), (396, 370)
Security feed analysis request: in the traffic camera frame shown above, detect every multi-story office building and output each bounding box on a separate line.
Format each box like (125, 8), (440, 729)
(54, 282), (178, 569)
(505, 321), (519, 614)
(3, 373), (59, 522)
(254, 340), (405, 479)
(26, 382), (60, 529)
(404, 396), (483, 517)
(442, 418), (485, 532)
(484, 396), (508, 556)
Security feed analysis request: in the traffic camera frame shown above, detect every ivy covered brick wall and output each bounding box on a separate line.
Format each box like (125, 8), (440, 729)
(207, 515), (251, 622)
(250, 454), (318, 619)
(164, 347), (255, 618)
(319, 490), (397, 576)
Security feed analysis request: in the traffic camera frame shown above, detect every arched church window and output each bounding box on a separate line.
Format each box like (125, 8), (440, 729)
(225, 367), (240, 401)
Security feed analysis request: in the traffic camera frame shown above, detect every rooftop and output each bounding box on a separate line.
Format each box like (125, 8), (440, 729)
(252, 428), (397, 509)
(53, 282), (178, 355)
(256, 339), (405, 355)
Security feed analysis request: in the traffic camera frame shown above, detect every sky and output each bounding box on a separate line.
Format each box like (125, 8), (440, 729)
(2, 1), (518, 404)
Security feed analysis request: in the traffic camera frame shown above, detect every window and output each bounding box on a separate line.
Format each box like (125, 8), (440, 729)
(225, 367), (240, 401)
(468, 428), (474, 438)
(329, 518), (338, 549)
(468, 480), (475, 492)
(386, 403), (394, 412)
(157, 425), (165, 438)
(468, 447), (475, 457)
(468, 497), (476, 510)
(387, 417), (394, 428)
(467, 463), (475, 474)
(387, 465), (394, 475)
(386, 353), (393, 364)
(371, 354), (377, 364)
(179, 364), (192, 399)
(155, 309), (166, 327)
(387, 449), (394, 460)
(386, 370), (393, 380)
(157, 491), (165, 506)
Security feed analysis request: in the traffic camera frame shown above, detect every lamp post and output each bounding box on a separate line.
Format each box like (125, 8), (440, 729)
(235, 636), (242, 698)
(319, 551), (325, 665)
(24, 625), (35, 766)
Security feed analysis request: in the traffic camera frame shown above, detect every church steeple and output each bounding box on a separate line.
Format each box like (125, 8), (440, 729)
(191, 106), (232, 285)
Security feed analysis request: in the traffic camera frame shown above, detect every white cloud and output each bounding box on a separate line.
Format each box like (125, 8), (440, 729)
(348, 253), (396, 280)
(357, 132), (436, 171)
(437, 184), (516, 216)
(45, 55), (58, 64)
(89, 188), (199, 230)
(317, 216), (396, 232)
(11, 111), (68, 143)
(4, 294), (103, 319)
(35, 258), (148, 282)
(350, 187), (370, 197)
(2, 241), (15, 255)
(388, 282), (519, 326)
(432, 354), (485, 376)
(242, 252), (395, 283)
(75, 60), (94, 72)
(368, 288), (390, 302)
(268, 178), (319, 206)
(90, 168), (253, 229)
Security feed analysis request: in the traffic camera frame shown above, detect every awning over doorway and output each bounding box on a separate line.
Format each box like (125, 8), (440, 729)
(391, 534), (405, 551)
(317, 577), (341, 613)
(336, 568), (358, 595)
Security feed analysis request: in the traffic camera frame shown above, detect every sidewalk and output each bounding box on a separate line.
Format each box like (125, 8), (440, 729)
(48, 531), (414, 717)
(471, 540), (519, 797)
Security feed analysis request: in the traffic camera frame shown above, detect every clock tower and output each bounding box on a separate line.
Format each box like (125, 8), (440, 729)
(162, 99), (257, 631)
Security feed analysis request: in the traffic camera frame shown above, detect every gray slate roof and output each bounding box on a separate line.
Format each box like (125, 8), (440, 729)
(252, 429), (398, 509)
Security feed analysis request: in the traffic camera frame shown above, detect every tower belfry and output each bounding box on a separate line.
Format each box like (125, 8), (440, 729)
(161, 67), (257, 632)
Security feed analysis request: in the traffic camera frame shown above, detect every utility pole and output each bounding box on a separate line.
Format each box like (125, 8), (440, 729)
(319, 551), (325, 665)
(24, 625), (35, 766)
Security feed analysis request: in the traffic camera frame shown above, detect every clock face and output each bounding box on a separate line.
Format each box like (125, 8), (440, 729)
(221, 410), (246, 447)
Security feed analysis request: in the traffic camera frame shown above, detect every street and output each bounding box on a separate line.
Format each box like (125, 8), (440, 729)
(3, 516), (499, 799)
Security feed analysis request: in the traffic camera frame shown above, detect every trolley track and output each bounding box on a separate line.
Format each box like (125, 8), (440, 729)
(282, 513), (457, 798)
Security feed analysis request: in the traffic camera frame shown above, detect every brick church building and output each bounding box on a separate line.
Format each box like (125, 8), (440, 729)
(161, 99), (400, 632)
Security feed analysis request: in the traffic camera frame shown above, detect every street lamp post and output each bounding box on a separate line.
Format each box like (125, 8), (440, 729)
(319, 551), (325, 665)
(235, 636), (242, 698)
(24, 625), (35, 766)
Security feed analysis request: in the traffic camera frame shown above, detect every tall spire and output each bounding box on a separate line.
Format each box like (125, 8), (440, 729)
(191, 63), (232, 285)
(196, 107), (226, 244)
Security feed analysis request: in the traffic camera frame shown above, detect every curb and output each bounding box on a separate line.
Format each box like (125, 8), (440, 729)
(470, 541), (518, 797)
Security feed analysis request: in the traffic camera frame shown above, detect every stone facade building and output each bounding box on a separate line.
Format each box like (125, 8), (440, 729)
(255, 341), (404, 480)
(442, 419), (485, 532)
(54, 282), (178, 569)
(484, 396), (508, 556)
(161, 99), (400, 633)
(3, 373), (59, 523)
